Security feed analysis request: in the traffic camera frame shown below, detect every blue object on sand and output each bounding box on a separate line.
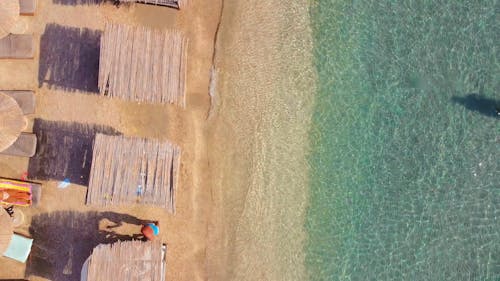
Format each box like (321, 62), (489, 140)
(58, 178), (71, 189)
(136, 185), (143, 196)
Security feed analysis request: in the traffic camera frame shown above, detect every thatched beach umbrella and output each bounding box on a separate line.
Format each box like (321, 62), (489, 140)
(0, 1), (20, 39)
(0, 208), (13, 255)
(0, 92), (27, 152)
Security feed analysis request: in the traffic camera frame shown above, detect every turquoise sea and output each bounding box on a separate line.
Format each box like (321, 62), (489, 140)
(307, 1), (499, 280)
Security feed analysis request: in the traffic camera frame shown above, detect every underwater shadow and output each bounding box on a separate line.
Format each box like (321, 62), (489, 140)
(451, 94), (500, 118)
(28, 119), (121, 186)
(26, 211), (155, 281)
(38, 24), (101, 94)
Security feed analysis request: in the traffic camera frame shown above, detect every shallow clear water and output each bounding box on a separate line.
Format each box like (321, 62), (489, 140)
(307, 1), (499, 280)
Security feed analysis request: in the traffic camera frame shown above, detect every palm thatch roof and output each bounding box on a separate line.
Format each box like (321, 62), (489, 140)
(98, 22), (188, 107)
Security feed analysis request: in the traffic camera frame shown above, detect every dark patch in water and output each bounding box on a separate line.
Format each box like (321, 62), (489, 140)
(452, 94), (500, 118)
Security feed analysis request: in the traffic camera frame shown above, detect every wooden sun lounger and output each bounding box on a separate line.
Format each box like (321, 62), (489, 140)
(20, 0), (37, 16)
(0, 133), (37, 157)
(0, 35), (34, 59)
(2, 90), (35, 115)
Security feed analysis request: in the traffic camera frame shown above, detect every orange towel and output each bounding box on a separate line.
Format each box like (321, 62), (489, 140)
(0, 179), (32, 206)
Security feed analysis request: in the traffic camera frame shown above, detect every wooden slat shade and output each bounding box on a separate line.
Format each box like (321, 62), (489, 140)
(86, 241), (166, 281)
(98, 22), (188, 107)
(87, 134), (181, 213)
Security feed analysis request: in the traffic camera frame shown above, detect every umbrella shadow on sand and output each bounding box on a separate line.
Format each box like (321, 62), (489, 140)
(26, 211), (154, 281)
(451, 94), (500, 118)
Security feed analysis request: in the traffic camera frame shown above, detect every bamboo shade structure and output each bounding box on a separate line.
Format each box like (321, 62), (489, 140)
(87, 134), (181, 213)
(98, 22), (188, 107)
(86, 241), (166, 281)
(120, 0), (187, 9)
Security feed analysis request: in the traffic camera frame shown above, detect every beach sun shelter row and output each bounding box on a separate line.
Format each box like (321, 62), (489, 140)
(98, 22), (188, 107)
(86, 134), (181, 213)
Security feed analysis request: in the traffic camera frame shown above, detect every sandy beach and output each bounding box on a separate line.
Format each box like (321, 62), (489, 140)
(0, 1), (222, 280)
(3, 1), (495, 280)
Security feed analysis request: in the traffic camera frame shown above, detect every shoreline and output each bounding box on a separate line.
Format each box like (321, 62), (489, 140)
(206, 0), (316, 279)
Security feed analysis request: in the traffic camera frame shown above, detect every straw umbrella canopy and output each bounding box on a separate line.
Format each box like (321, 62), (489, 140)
(0, 92), (27, 152)
(0, 208), (13, 255)
(0, 1), (20, 39)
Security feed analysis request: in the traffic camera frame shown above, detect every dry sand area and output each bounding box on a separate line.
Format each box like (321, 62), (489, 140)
(0, 1), (222, 280)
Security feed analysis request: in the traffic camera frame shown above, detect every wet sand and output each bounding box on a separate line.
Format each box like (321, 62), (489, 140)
(206, 0), (315, 280)
(0, 1), (222, 280)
